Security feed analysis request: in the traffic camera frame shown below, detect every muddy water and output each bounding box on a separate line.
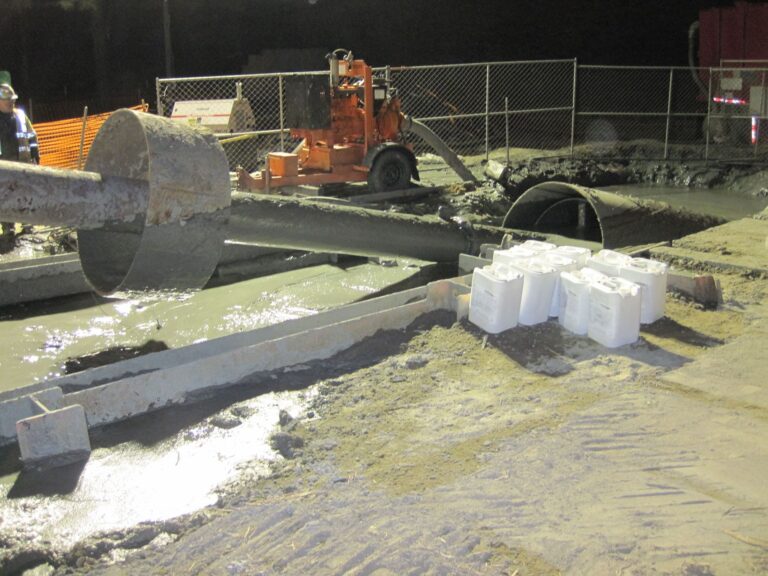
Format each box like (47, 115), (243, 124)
(0, 257), (432, 557)
(0, 384), (316, 551)
(603, 185), (768, 221)
(0, 258), (432, 394)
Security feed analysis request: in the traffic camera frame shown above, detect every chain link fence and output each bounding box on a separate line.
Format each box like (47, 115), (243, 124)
(157, 71), (324, 172)
(706, 66), (768, 162)
(388, 60), (576, 159)
(574, 65), (709, 160)
(156, 60), (768, 176)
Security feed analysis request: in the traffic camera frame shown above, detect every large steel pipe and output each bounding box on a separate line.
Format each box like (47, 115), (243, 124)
(79, 110), (231, 295)
(227, 193), (506, 263)
(0, 161), (148, 229)
(502, 181), (726, 248)
(0, 109), (507, 296)
(0, 110), (231, 295)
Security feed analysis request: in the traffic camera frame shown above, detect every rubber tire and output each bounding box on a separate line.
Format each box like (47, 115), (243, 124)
(368, 149), (412, 192)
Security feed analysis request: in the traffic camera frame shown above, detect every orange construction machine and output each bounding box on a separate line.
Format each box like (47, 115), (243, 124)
(237, 49), (418, 193)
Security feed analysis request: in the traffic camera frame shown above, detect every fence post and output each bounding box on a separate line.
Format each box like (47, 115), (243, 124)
(156, 78), (163, 117)
(77, 106), (89, 170)
(755, 70), (765, 158)
(705, 69), (713, 165)
(505, 96), (510, 166)
(485, 64), (490, 161)
(664, 68), (674, 160)
(279, 75), (285, 151)
(570, 58), (578, 157)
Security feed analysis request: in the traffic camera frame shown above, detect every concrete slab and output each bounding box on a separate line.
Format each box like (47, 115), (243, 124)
(0, 243), (326, 308)
(0, 387), (63, 441)
(650, 217), (768, 275)
(665, 269), (722, 307)
(63, 278), (467, 428)
(16, 403), (90, 469)
(0, 254), (88, 308)
(0, 281), (438, 409)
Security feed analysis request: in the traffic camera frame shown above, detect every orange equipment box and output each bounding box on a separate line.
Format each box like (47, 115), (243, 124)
(268, 152), (299, 177)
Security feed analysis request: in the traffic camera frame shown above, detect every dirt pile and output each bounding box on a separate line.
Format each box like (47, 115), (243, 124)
(494, 156), (768, 202)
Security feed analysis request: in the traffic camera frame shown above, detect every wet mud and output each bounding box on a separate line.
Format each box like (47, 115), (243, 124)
(495, 156), (768, 204)
(61, 339), (169, 375)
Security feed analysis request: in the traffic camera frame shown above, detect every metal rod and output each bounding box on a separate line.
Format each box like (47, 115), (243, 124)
(705, 69), (713, 165)
(156, 78), (163, 117)
(570, 58), (578, 157)
(485, 64), (490, 162)
(163, 0), (174, 77)
(77, 106), (88, 170)
(664, 68), (674, 160)
(756, 70), (766, 158)
(279, 75), (285, 150)
(505, 97), (510, 166)
(384, 59), (581, 74)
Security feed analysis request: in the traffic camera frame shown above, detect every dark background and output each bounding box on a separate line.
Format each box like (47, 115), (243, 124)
(0, 0), (740, 120)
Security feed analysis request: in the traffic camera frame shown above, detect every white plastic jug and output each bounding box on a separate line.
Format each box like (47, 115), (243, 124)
(492, 246), (536, 267)
(618, 257), (668, 324)
(558, 267), (606, 335)
(469, 264), (524, 334)
(520, 239), (557, 253)
(552, 245), (592, 268)
(509, 259), (558, 326)
(588, 276), (642, 348)
(586, 249), (632, 277)
(540, 252), (578, 317)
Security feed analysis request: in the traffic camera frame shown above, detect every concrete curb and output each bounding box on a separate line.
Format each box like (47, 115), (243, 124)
(0, 278), (469, 466)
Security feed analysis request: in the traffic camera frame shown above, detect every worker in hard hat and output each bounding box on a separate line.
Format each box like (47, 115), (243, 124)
(0, 83), (39, 240)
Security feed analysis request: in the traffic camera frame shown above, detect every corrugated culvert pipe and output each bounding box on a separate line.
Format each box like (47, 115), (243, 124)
(501, 181), (726, 249)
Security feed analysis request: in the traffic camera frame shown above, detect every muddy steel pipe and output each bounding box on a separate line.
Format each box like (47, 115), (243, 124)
(228, 193), (506, 263)
(1, 110), (231, 295)
(0, 160), (148, 229)
(502, 181), (727, 249)
(0, 162), (504, 261)
(0, 166), (505, 275)
(0, 110), (506, 295)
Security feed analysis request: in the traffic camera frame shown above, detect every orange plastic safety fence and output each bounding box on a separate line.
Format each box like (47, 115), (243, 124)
(35, 104), (149, 170)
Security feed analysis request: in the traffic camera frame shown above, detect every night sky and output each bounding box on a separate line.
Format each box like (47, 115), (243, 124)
(0, 0), (741, 117)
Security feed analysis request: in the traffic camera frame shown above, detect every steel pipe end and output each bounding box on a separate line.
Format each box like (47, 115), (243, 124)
(502, 181), (724, 249)
(78, 109), (231, 295)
